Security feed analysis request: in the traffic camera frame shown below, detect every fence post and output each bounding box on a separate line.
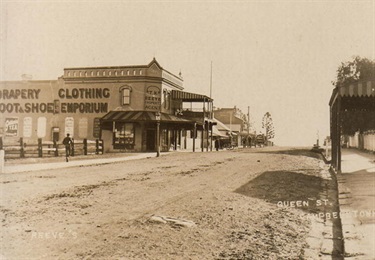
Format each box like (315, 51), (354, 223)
(96, 139), (99, 154)
(53, 141), (59, 157)
(83, 139), (87, 155)
(20, 137), (25, 158)
(38, 138), (42, 157)
(0, 136), (3, 150)
(71, 139), (75, 157)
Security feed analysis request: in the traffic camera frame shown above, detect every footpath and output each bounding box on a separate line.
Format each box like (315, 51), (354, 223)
(336, 148), (375, 259)
(2, 153), (159, 174)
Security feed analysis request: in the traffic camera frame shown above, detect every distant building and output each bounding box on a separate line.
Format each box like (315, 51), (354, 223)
(0, 59), (214, 153)
(213, 106), (248, 146)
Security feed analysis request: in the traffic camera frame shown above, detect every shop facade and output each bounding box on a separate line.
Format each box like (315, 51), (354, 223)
(0, 59), (214, 153)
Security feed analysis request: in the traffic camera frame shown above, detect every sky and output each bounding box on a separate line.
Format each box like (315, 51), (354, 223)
(1, 0), (374, 146)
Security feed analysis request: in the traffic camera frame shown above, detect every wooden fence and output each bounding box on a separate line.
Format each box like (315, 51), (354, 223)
(347, 131), (375, 152)
(0, 137), (104, 160)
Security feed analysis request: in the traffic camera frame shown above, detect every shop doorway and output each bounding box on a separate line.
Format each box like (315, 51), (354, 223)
(146, 129), (156, 151)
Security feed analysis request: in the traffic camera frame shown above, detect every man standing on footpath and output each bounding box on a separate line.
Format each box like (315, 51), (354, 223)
(62, 134), (73, 162)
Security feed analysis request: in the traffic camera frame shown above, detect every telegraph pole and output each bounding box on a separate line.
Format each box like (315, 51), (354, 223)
(210, 61), (213, 99)
(247, 106), (250, 135)
(247, 106), (250, 147)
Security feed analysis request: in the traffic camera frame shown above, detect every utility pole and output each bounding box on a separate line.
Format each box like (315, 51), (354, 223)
(247, 106), (250, 135)
(247, 106), (250, 147)
(209, 61), (213, 99)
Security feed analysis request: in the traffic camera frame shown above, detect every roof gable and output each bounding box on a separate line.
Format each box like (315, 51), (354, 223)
(147, 58), (163, 70)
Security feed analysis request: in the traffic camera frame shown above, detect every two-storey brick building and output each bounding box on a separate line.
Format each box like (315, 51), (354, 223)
(0, 59), (214, 153)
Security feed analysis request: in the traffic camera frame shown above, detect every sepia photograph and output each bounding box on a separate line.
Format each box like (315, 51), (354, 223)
(0, 0), (374, 259)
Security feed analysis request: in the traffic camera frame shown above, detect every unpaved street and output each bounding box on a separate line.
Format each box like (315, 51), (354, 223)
(1, 147), (330, 259)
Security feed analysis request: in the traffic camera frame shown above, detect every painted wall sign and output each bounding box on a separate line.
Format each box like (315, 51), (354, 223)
(144, 86), (161, 111)
(5, 118), (19, 137)
(0, 89), (41, 100)
(58, 88), (110, 99)
(0, 88), (110, 114)
(0, 102), (108, 114)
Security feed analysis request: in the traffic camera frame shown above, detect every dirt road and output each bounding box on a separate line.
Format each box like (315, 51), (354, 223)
(1, 147), (332, 259)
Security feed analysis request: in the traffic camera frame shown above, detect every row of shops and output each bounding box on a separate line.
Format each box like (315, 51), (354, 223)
(0, 59), (250, 154)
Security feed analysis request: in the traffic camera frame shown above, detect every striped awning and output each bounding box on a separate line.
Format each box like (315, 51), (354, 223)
(171, 90), (213, 102)
(101, 111), (195, 124)
(338, 80), (375, 97)
(330, 80), (375, 106)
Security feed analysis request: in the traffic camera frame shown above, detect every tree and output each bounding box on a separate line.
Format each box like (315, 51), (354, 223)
(262, 112), (275, 141)
(332, 56), (375, 88)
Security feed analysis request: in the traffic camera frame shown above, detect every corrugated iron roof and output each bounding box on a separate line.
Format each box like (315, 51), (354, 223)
(171, 90), (213, 102)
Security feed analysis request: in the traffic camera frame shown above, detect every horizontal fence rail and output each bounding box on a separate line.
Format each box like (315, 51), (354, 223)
(0, 137), (104, 160)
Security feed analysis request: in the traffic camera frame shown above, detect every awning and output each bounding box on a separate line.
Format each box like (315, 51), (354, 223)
(330, 80), (375, 105)
(101, 111), (195, 124)
(212, 125), (228, 137)
(338, 81), (374, 97)
(171, 90), (213, 102)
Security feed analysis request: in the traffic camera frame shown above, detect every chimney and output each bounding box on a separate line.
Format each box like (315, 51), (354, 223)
(21, 74), (33, 81)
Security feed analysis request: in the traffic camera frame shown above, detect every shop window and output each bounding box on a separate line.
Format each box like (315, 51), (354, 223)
(78, 118), (88, 138)
(121, 70), (124, 76)
(114, 123), (135, 149)
(127, 70), (130, 75)
(67, 72), (71, 77)
(73, 72), (76, 77)
(163, 89), (170, 109)
(109, 71), (112, 76)
(133, 70), (136, 75)
(93, 118), (101, 138)
(96, 71), (100, 76)
(121, 87), (131, 105)
(37, 117), (47, 138)
(23, 117), (32, 138)
(140, 70), (143, 75)
(64, 117), (74, 137)
(91, 71), (94, 76)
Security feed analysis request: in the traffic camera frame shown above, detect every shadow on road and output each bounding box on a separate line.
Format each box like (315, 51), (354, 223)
(235, 170), (324, 214)
(260, 148), (323, 160)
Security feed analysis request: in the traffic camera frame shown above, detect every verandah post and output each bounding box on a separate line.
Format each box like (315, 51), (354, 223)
(71, 139), (75, 157)
(193, 124), (196, 152)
